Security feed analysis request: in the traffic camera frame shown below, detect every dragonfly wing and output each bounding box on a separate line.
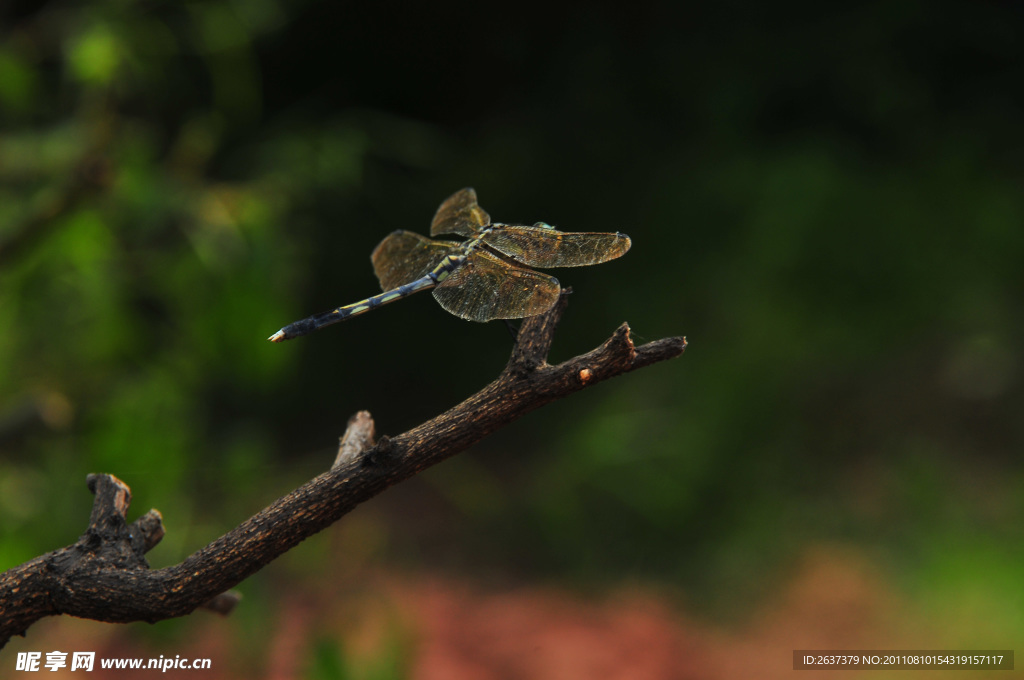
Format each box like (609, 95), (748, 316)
(372, 230), (459, 291)
(433, 249), (561, 322)
(431, 188), (491, 238)
(482, 225), (631, 268)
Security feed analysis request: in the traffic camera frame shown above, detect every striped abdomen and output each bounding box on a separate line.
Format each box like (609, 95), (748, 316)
(268, 254), (466, 341)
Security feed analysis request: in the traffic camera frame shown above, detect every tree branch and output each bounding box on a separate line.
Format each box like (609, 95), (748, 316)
(0, 296), (686, 647)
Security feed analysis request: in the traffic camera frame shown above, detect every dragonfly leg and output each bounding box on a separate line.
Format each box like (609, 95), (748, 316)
(502, 319), (520, 341)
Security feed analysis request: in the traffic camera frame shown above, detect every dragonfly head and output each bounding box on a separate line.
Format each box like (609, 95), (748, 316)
(533, 222), (555, 229)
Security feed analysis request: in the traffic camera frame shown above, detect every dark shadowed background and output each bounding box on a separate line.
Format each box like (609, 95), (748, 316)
(2, 1), (1022, 677)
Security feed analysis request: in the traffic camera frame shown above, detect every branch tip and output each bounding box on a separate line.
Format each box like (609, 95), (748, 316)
(87, 474), (132, 525)
(334, 411), (377, 469)
(631, 335), (687, 371)
(508, 293), (569, 372)
(130, 510), (166, 553)
(202, 591), (242, 616)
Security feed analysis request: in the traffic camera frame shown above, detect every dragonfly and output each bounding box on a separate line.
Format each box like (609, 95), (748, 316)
(268, 188), (631, 342)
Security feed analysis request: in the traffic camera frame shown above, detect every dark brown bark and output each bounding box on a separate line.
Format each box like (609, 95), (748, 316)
(0, 294), (686, 647)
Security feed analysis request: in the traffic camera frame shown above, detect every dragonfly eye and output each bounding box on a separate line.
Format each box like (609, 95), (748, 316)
(534, 222), (554, 229)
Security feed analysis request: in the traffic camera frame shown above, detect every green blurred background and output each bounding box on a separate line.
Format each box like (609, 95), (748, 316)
(2, 0), (1023, 676)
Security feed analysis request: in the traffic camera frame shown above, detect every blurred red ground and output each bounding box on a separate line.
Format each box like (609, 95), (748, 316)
(8, 543), (1008, 680)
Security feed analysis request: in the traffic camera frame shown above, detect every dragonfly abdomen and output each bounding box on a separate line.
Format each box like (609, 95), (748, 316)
(268, 253), (470, 342)
(268, 276), (429, 342)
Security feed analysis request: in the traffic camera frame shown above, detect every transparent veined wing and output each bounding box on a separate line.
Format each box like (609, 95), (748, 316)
(432, 249), (561, 322)
(431, 187), (491, 238)
(371, 230), (460, 291)
(481, 225), (631, 268)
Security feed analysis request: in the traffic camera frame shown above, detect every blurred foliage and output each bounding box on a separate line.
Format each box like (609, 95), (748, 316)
(1, 0), (1024, 661)
(307, 631), (411, 680)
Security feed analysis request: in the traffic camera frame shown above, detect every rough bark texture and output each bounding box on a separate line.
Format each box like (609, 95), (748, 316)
(0, 295), (686, 647)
